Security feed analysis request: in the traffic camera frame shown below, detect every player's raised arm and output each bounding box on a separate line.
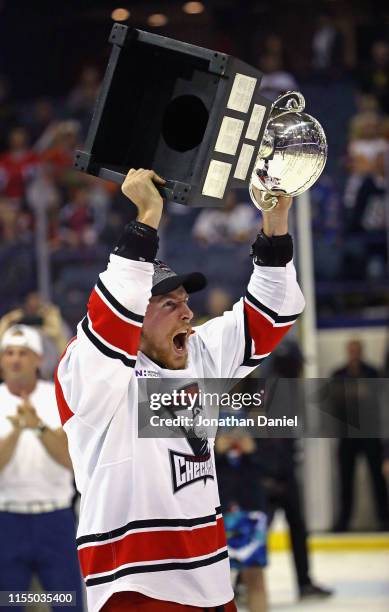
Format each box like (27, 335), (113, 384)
(54, 169), (165, 430)
(194, 191), (305, 378)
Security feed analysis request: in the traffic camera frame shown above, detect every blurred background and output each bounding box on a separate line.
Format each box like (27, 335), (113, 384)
(0, 0), (389, 609)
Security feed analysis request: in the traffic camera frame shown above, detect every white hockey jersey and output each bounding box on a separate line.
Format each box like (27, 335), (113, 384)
(55, 254), (304, 612)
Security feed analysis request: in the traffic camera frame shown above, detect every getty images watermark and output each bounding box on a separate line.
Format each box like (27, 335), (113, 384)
(137, 377), (389, 439)
(137, 379), (304, 439)
(147, 388), (297, 429)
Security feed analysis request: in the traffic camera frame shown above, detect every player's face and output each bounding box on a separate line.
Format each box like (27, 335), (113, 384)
(0, 346), (40, 384)
(140, 286), (193, 370)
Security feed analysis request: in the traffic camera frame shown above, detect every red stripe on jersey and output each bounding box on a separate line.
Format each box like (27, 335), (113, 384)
(78, 516), (227, 578)
(88, 288), (142, 356)
(54, 338), (77, 426)
(244, 301), (292, 356)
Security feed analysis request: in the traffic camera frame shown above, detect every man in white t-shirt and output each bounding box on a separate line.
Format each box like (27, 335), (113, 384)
(0, 324), (83, 611)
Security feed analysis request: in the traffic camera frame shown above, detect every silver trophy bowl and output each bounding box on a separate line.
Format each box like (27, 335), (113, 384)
(249, 91), (328, 211)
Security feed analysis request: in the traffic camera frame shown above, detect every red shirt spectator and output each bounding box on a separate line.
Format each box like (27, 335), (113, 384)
(0, 127), (40, 199)
(38, 120), (80, 182)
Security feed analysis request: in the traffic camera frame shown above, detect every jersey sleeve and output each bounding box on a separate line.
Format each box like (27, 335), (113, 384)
(54, 254), (153, 429)
(194, 260), (305, 378)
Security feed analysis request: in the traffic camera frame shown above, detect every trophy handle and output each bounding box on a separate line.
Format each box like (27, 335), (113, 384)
(269, 91), (305, 120)
(97, 168), (185, 201)
(249, 183), (279, 212)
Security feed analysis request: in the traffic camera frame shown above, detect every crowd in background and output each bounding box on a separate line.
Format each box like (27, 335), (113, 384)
(0, 9), (389, 609)
(0, 11), (388, 328)
(1, 12), (389, 330)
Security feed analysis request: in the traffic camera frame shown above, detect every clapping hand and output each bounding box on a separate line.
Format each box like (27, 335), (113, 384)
(7, 393), (40, 430)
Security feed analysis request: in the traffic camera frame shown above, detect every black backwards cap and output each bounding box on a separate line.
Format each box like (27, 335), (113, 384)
(152, 260), (207, 296)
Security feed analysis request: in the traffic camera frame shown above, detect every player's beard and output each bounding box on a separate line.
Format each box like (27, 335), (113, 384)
(140, 331), (189, 370)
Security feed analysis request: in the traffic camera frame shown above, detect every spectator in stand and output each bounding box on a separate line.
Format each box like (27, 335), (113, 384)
(344, 110), (388, 232)
(100, 209), (125, 249)
(192, 190), (259, 245)
(59, 184), (97, 248)
(0, 127), (40, 199)
(349, 91), (389, 144)
(311, 12), (345, 77)
(0, 198), (36, 314)
(359, 41), (389, 114)
(23, 97), (56, 144)
(258, 52), (298, 102)
(67, 66), (101, 136)
(311, 175), (342, 281)
(349, 93), (382, 137)
(0, 197), (17, 243)
(0, 325), (83, 610)
(195, 287), (234, 326)
(38, 120), (81, 184)
(82, 174), (113, 235)
(26, 157), (62, 250)
(331, 339), (389, 532)
(206, 287), (234, 318)
(263, 33), (284, 57)
(0, 291), (70, 378)
(0, 197), (32, 244)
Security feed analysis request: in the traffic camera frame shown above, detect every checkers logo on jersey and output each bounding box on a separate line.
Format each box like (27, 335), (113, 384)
(169, 449), (215, 493)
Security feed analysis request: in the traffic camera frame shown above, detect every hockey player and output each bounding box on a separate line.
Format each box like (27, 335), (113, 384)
(55, 169), (305, 612)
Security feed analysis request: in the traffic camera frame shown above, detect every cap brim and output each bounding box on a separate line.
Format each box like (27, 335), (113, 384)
(152, 272), (207, 296)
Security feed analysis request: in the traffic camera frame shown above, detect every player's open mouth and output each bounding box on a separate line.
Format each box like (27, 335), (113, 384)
(172, 330), (189, 354)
